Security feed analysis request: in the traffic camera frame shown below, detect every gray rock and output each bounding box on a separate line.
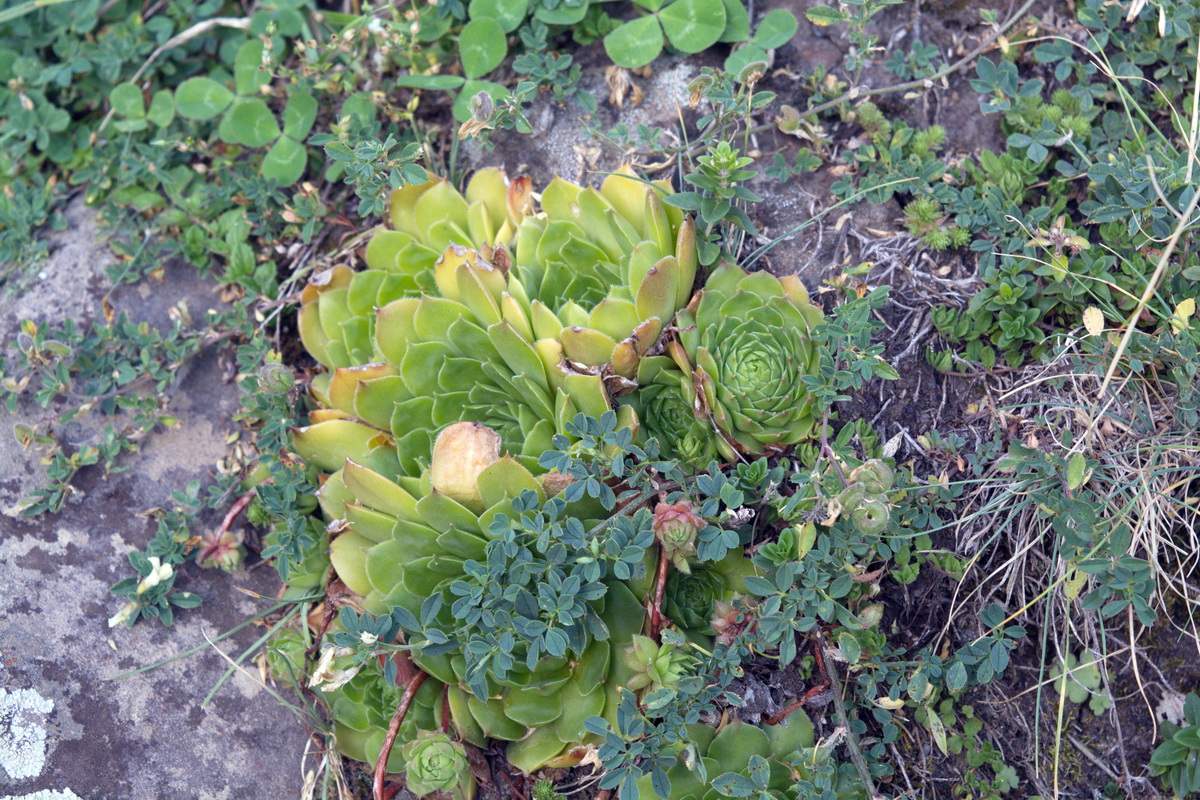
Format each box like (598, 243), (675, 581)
(1, 198), (307, 800)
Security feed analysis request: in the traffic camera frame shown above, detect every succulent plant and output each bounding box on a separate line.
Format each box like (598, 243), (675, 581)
(299, 166), (696, 384)
(294, 165), (709, 485)
(653, 263), (824, 460)
(266, 627), (446, 773)
(399, 731), (477, 800)
(623, 634), (697, 693)
(632, 711), (832, 800)
(263, 518), (331, 595)
(507, 168), (698, 378)
(284, 168), (856, 788)
(624, 355), (721, 467)
(663, 550), (753, 638)
(319, 248), (629, 476)
(323, 655), (446, 774)
(302, 422), (540, 615)
(291, 421), (651, 774)
(652, 500), (703, 571)
(298, 168), (530, 369)
(447, 578), (647, 775)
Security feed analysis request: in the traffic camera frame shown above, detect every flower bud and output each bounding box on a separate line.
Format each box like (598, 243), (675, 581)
(468, 90), (493, 124)
(430, 422), (501, 513)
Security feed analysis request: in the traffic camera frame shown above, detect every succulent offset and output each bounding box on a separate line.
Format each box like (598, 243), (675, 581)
(400, 731), (477, 800)
(267, 629), (445, 774)
(651, 262), (824, 460)
(663, 550), (754, 639)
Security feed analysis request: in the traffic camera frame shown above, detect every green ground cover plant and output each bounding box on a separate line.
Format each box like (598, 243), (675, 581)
(2, 0), (1200, 798)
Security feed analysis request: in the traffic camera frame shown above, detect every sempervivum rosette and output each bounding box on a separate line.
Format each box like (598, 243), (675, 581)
(653, 263), (825, 460)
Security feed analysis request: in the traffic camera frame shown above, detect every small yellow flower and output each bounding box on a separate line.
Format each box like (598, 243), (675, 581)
(136, 557), (173, 595)
(107, 602), (137, 628)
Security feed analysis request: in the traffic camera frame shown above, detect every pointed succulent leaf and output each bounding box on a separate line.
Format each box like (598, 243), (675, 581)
(635, 257), (681, 326)
(415, 180), (471, 246)
(293, 419), (390, 473)
(507, 725), (571, 774)
(387, 179), (438, 236)
(466, 167), (509, 231)
(344, 503), (397, 544)
(476, 455), (544, 509)
(587, 297), (642, 342)
(343, 459), (421, 519)
(600, 166), (648, 230)
(561, 327), (618, 367)
(328, 363), (398, 413)
(643, 189), (674, 259)
(329, 531), (374, 595)
(501, 292), (534, 341)
(376, 298), (421, 365)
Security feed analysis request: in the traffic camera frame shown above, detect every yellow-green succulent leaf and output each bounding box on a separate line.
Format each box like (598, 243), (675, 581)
(561, 326), (618, 367)
(328, 530), (374, 595)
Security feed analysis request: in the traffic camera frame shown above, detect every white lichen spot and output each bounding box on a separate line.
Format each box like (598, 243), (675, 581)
(0, 790), (84, 800)
(0, 687), (55, 780)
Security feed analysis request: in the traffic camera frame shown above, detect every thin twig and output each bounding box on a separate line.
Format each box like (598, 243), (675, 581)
(93, 17), (253, 142)
(1096, 185), (1200, 402)
(373, 671), (429, 800)
(816, 632), (881, 799)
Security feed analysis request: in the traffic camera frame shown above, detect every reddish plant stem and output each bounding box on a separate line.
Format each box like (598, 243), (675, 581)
(218, 485), (259, 536)
(440, 684), (451, 734)
(373, 671), (429, 800)
(650, 545), (671, 641)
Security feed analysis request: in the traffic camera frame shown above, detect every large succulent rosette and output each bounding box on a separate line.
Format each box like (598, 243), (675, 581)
(298, 168), (525, 368)
(632, 714), (825, 800)
(295, 167), (698, 479)
(291, 421), (651, 774)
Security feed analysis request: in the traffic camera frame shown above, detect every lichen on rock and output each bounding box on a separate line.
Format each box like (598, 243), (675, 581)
(0, 686), (55, 781)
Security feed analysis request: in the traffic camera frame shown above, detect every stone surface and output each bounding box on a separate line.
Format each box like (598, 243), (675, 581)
(0, 200), (307, 799)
